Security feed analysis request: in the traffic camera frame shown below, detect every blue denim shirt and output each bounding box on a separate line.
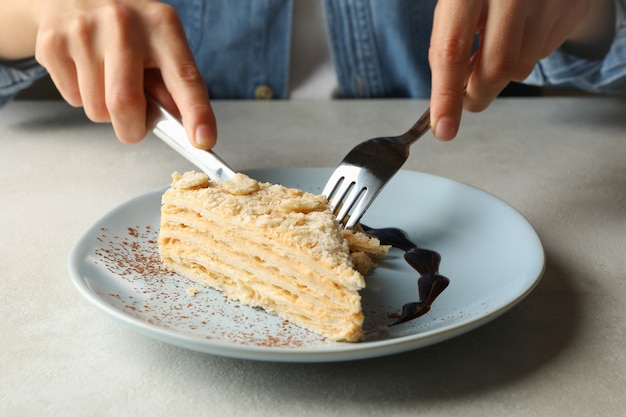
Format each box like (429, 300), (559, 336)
(159, 0), (436, 99)
(1, 0), (626, 106)
(0, 57), (48, 106)
(526, 0), (626, 93)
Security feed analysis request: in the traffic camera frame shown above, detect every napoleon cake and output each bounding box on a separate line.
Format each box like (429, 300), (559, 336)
(158, 171), (389, 342)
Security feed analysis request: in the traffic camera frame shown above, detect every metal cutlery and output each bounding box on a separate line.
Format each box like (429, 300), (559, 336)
(145, 94), (236, 181)
(322, 106), (431, 228)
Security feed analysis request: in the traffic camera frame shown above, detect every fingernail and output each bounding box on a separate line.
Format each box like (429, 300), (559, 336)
(434, 117), (458, 141)
(194, 124), (216, 149)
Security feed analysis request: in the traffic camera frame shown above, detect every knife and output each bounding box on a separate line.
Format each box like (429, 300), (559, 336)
(146, 93), (236, 181)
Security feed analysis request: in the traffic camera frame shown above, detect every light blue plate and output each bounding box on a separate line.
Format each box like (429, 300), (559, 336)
(68, 168), (544, 362)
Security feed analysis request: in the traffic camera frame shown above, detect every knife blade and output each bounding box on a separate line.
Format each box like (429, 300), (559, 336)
(146, 93), (236, 181)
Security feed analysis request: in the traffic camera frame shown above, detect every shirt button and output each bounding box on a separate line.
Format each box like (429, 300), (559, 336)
(254, 85), (273, 100)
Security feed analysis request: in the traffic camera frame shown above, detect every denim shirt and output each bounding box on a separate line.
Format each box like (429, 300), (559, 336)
(0, 57), (48, 106)
(526, 0), (626, 93)
(1, 0), (626, 106)
(159, 0), (436, 99)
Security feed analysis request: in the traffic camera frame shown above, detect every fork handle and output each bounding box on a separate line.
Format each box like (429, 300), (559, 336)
(401, 106), (431, 146)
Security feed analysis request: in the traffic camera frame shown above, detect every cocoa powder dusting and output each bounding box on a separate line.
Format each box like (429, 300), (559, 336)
(92, 225), (329, 348)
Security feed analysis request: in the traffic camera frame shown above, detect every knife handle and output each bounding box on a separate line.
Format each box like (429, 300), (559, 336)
(145, 93), (236, 180)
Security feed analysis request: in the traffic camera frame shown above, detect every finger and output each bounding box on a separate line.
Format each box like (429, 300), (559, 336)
(429, 0), (483, 141)
(104, 52), (147, 144)
(144, 69), (180, 118)
(70, 18), (109, 123)
(464, 1), (526, 113)
(35, 29), (82, 107)
(149, 5), (217, 150)
(74, 59), (108, 123)
(43, 58), (82, 108)
(104, 12), (149, 144)
(512, 13), (554, 82)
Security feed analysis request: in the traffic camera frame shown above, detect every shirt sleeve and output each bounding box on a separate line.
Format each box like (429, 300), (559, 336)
(0, 58), (48, 107)
(525, 0), (626, 94)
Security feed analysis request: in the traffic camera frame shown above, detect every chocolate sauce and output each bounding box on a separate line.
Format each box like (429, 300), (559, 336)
(361, 225), (450, 326)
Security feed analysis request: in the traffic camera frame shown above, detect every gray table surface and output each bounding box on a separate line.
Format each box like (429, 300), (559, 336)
(2, 98), (625, 416)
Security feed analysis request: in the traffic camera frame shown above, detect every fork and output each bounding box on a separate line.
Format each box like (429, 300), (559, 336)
(322, 106), (431, 228)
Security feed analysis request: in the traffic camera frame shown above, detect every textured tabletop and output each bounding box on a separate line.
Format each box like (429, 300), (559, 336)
(1, 97), (625, 416)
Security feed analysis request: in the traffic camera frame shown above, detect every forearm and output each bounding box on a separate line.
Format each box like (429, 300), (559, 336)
(562, 0), (616, 60)
(0, 0), (40, 59)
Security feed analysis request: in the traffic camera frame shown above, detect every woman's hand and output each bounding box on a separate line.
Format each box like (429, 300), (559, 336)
(428, 0), (613, 141)
(6, 0), (217, 148)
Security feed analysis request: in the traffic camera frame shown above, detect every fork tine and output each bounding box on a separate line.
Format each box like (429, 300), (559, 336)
(322, 175), (342, 200)
(321, 172), (343, 199)
(335, 185), (367, 225)
(323, 166), (361, 211)
(325, 177), (352, 211)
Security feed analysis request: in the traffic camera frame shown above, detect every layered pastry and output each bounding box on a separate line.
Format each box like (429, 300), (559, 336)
(158, 171), (389, 342)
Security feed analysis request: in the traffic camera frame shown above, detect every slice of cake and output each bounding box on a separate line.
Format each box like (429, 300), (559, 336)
(158, 171), (388, 342)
